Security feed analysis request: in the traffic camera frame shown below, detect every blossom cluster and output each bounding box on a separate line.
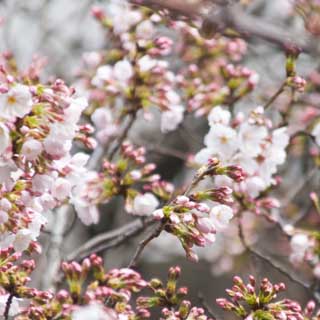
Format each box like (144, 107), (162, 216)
(0, 0), (319, 319)
(287, 223), (320, 280)
(0, 61), (96, 253)
(80, 4), (185, 134)
(78, 1), (258, 139)
(152, 158), (245, 261)
(195, 106), (289, 215)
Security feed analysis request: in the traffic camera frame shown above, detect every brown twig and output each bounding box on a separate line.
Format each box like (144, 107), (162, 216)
(4, 293), (14, 320)
(108, 112), (137, 161)
(129, 0), (315, 54)
(67, 217), (155, 261)
(198, 292), (218, 320)
(263, 82), (287, 110)
(127, 220), (165, 268)
(146, 144), (189, 161)
(237, 216), (320, 302)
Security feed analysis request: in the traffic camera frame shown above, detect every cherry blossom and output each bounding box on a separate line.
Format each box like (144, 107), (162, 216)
(0, 84), (32, 119)
(132, 193), (160, 216)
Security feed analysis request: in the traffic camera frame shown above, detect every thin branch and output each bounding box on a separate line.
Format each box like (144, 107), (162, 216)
(128, 0), (315, 54)
(67, 217), (155, 261)
(237, 217), (320, 302)
(108, 112), (137, 161)
(146, 144), (189, 161)
(198, 292), (218, 320)
(263, 82), (286, 110)
(4, 293), (14, 320)
(127, 220), (165, 268)
(281, 167), (317, 209)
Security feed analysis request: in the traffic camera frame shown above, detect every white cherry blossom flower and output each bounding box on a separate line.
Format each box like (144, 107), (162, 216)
(0, 232), (15, 249)
(210, 205), (233, 231)
(0, 84), (33, 119)
(208, 106), (231, 126)
(241, 176), (266, 198)
(194, 147), (214, 165)
(160, 105), (184, 133)
(64, 97), (88, 124)
(52, 177), (72, 200)
(13, 229), (34, 252)
(138, 55), (157, 72)
(290, 233), (310, 264)
(21, 138), (43, 161)
(91, 65), (113, 87)
(32, 174), (55, 193)
(75, 203), (99, 225)
(91, 107), (113, 130)
(204, 124), (238, 159)
(238, 123), (268, 157)
(109, 1), (142, 35)
(136, 20), (155, 39)
(132, 193), (159, 216)
(0, 210), (8, 224)
(113, 59), (134, 83)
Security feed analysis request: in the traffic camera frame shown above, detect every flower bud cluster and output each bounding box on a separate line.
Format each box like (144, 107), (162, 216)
(152, 159), (244, 262)
(17, 254), (148, 319)
(217, 275), (304, 319)
(72, 141), (173, 224)
(0, 247), (35, 294)
(80, 2), (256, 137)
(11, 258), (211, 320)
(79, 5), (185, 134)
(137, 266), (212, 320)
(171, 21), (257, 117)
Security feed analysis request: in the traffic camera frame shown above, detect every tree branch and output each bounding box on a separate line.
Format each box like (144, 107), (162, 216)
(127, 220), (165, 268)
(129, 0), (316, 54)
(4, 293), (14, 320)
(67, 217), (155, 261)
(108, 112), (137, 161)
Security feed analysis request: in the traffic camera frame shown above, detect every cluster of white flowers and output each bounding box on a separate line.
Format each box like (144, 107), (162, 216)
(195, 106), (289, 198)
(92, 59), (134, 90)
(90, 54), (184, 134)
(0, 80), (97, 252)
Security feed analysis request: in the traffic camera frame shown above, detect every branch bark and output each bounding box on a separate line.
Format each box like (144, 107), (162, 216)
(129, 0), (316, 54)
(67, 217), (155, 261)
